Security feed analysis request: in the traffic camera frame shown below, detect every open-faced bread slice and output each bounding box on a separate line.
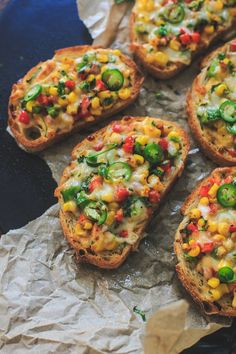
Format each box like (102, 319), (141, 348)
(187, 39), (236, 165)
(130, 0), (236, 79)
(8, 46), (143, 152)
(55, 116), (189, 269)
(175, 167), (236, 316)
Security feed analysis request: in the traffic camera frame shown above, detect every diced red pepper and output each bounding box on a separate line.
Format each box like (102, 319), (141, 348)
(209, 203), (217, 215)
(149, 190), (160, 204)
(96, 79), (107, 91)
(201, 242), (214, 253)
(112, 123), (123, 133)
(228, 149), (236, 157)
(37, 94), (49, 106)
(229, 225), (236, 233)
(191, 32), (200, 44)
(18, 110), (30, 124)
(94, 142), (104, 151)
(119, 230), (128, 238)
(78, 96), (90, 119)
(187, 223), (198, 233)
(230, 40), (236, 52)
(179, 33), (191, 45)
(78, 213), (87, 223)
(89, 176), (102, 193)
(180, 28), (186, 34)
(115, 209), (124, 222)
(224, 176), (233, 184)
(123, 136), (134, 154)
(159, 138), (168, 150)
(199, 185), (210, 197)
(65, 80), (75, 90)
(161, 161), (171, 173)
(115, 188), (129, 202)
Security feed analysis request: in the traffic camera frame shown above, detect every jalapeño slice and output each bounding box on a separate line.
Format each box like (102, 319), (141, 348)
(102, 69), (124, 91)
(144, 143), (164, 164)
(84, 201), (107, 225)
(219, 100), (236, 123)
(218, 266), (234, 283)
(61, 185), (81, 202)
(164, 4), (185, 24)
(106, 162), (132, 182)
(217, 183), (236, 208)
(24, 84), (42, 102)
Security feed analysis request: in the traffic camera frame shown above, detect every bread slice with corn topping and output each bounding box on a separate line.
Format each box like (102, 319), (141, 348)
(175, 167), (236, 316)
(55, 116), (189, 269)
(8, 45), (143, 152)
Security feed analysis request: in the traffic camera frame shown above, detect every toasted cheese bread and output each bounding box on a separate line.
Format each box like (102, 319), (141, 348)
(175, 167), (236, 316)
(187, 39), (236, 165)
(130, 0), (236, 79)
(8, 46), (143, 152)
(55, 116), (189, 269)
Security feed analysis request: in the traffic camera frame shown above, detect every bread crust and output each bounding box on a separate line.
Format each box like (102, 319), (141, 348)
(8, 45), (144, 153)
(175, 167), (236, 317)
(55, 116), (190, 269)
(187, 41), (236, 166)
(130, 10), (236, 80)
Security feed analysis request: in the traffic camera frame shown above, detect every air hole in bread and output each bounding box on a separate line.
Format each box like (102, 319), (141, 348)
(24, 127), (41, 140)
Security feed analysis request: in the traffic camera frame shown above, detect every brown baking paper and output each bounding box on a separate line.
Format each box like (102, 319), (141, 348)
(1, 1), (235, 353)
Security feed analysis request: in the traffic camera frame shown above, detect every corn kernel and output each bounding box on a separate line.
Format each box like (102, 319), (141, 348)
(113, 49), (121, 56)
(91, 97), (101, 109)
(144, 125), (162, 138)
(208, 277), (220, 289)
(189, 239), (197, 246)
(232, 292), (236, 308)
(204, 25), (214, 34)
(188, 245), (201, 257)
(133, 154), (144, 165)
(216, 245), (227, 257)
(101, 65), (108, 74)
(110, 132), (123, 144)
(215, 83), (228, 97)
(208, 183), (219, 197)
(67, 92), (77, 103)
(109, 202), (119, 210)
(87, 74), (95, 82)
(97, 54), (109, 63)
(188, 43), (197, 52)
(168, 131), (179, 141)
(218, 222), (229, 236)
(199, 197), (209, 206)
(210, 288), (222, 301)
(101, 192), (114, 203)
(223, 238), (234, 251)
(146, 0), (155, 11)
(90, 108), (102, 116)
(75, 223), (87, 237)
(63, 201), (77, 213)
(182, 243), (189, 250)
(207, 220), (218, 233)
(189, 208), (201, 219)
(26, 101), (35, 112)
(169, 39), (181, 51)
(136, 135), (149, 145)
(49, 86), (58, 96)
(58, 97), (68, 106)
(98, 90), (111, 99)
(123, 69), (131, 78)
(118, 88), (131, 100)
(147, 51), (169, 66)
(106, 211), (116, 226)
(84, 221), (93, 230)
(212, 0), (223, 12)
(66, 104), (78, 115)
(198, 218), (205, 227)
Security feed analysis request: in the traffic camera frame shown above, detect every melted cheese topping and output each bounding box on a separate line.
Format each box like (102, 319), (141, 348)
(132, 0), (236, 66)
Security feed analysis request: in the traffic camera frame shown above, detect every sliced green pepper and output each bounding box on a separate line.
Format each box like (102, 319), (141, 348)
(217, 183), (236, 208)
(106, 162), (132, 182)
(164, 4), (185, 24)
(85, 144), (117, 167)
(76, 191), (89, 208)
(144, 143), (164, 164)
(61, 186), (81, 202)
(24, 84), (42, 102)
(102, 69), (124, 91)
(198, 106), (220, 124)
(220, 100), (236, 123)
(134, 142), (143, 155)
(47, 105), (60, 118)
(218, 266), (234, 282)
(227, 123), (236, 135)
(84, 201), (107, 225)
(207, 58), (219, 78)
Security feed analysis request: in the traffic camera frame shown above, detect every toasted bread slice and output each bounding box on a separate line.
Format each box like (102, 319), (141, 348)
(55, 116), (190, 269)
(130, 1), (236, 79)
(187, 39), (236, 165)
(175, 167), (236, 316)
(8, 46), (143, 152)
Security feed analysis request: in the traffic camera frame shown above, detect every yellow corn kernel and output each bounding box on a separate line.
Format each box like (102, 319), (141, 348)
(96, 74), (102, 81)
(66, 104), (78, 115)
(97, 54), (109, 63)
(110, 132), (123, 144)
(208, 277), (220, 289)
(215, 83), (228, 97)
(208, 183), (219, 197)
(216, 245), (227, 257)
(58, 97), (68, 106)
(148, 51), (169, 66)
(188, 43), (197, 51)
(136, 135), (149, 146)
(118, 88), (131, 100)
(210, 288), (222, 301)
(169, 39), (181, 51)
(101, 65), (108, 74)
(87, 74), (95, 83)
(61, 64), (69, 72)
(232, 292), (236, 308)
(106, 211), (116, 226)
(109, 202), (119, 210)
(218, 222), (229, 236)
(91, 97), (101, 110)
(212, 0), (223, 12)
(188, 245), (201, 257)
(113, 49), (121, 56)
(204, 25), (214, 34)
(189, 239), (196, 247)
(155, 18), (165, 26)
(146, 0), (155, 11)
(75, 223), (87, 237)
(133, 154), (144, 165)
(199, 197), (209, 206)
(49, 86), (58, 96)
(207, 220), (217, 233)
(223, 58), (229, 65)
(168, 131), (179, 141)
(98, 90), (111, 99)
(67, 92), (77, 103)
(26, 101), (35, 112)
(144, 125), (162, 138)
(101, 192), (113, 203)
(182, 243), (189, 250)
(223, 238), (234, 251)
(198, 218), (205, 227)
(90, 108), (102, 116)
(63, 201), (77, 213)
(84, 221), (93, 230)
(123, 69), (131, 78)
(189, 208), (201, 219)
(140, 186), (150, 197)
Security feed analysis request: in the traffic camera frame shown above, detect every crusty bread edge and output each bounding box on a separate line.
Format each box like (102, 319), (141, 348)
(8, 45), (144, 153)
(175, 167), (236, 316)
(55, 116), (190, 269)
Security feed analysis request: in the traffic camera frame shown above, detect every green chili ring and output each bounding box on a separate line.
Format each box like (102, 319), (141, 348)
(219, 100), (236, 123)
(164, 4), (185, 24)
(102, 69), (124, 91)
(24, 84), (42, 102)
(106, 162), (132, 182)
(84, 201), (107, 225)
(217, 183), (236, 208)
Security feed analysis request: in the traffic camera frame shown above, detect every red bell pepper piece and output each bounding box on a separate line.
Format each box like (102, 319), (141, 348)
(65, 80), (75, 90)
(78, 96), (90, 119)
(123, 136), (134, 154)
(228, 149), (236, 157)
(149, 190), (160, 204)
(230, 40), (236, 52)
(201, 242), (214, 253)
(115, 209), (124, 222)
(115, 188), (129, 202)
(159, 138), (168, 150)
(94, 142), (104, 151)
(199, 185), (210, 197)
(229, 225), (236, 233)
(187, 223), (198, 233)
(179, 33), (191, 45)
(89, 176), (102, 193)
(18, 110), (30, 124)
(96, 79), (107, 91)
(112, 123), (123, 133)
(37, 94), (49, 106)
(191, 32), (200, 44)
(119, 230), (128, 238)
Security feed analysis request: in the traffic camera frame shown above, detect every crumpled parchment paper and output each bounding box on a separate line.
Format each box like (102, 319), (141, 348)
(1, 1), (235, 353)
